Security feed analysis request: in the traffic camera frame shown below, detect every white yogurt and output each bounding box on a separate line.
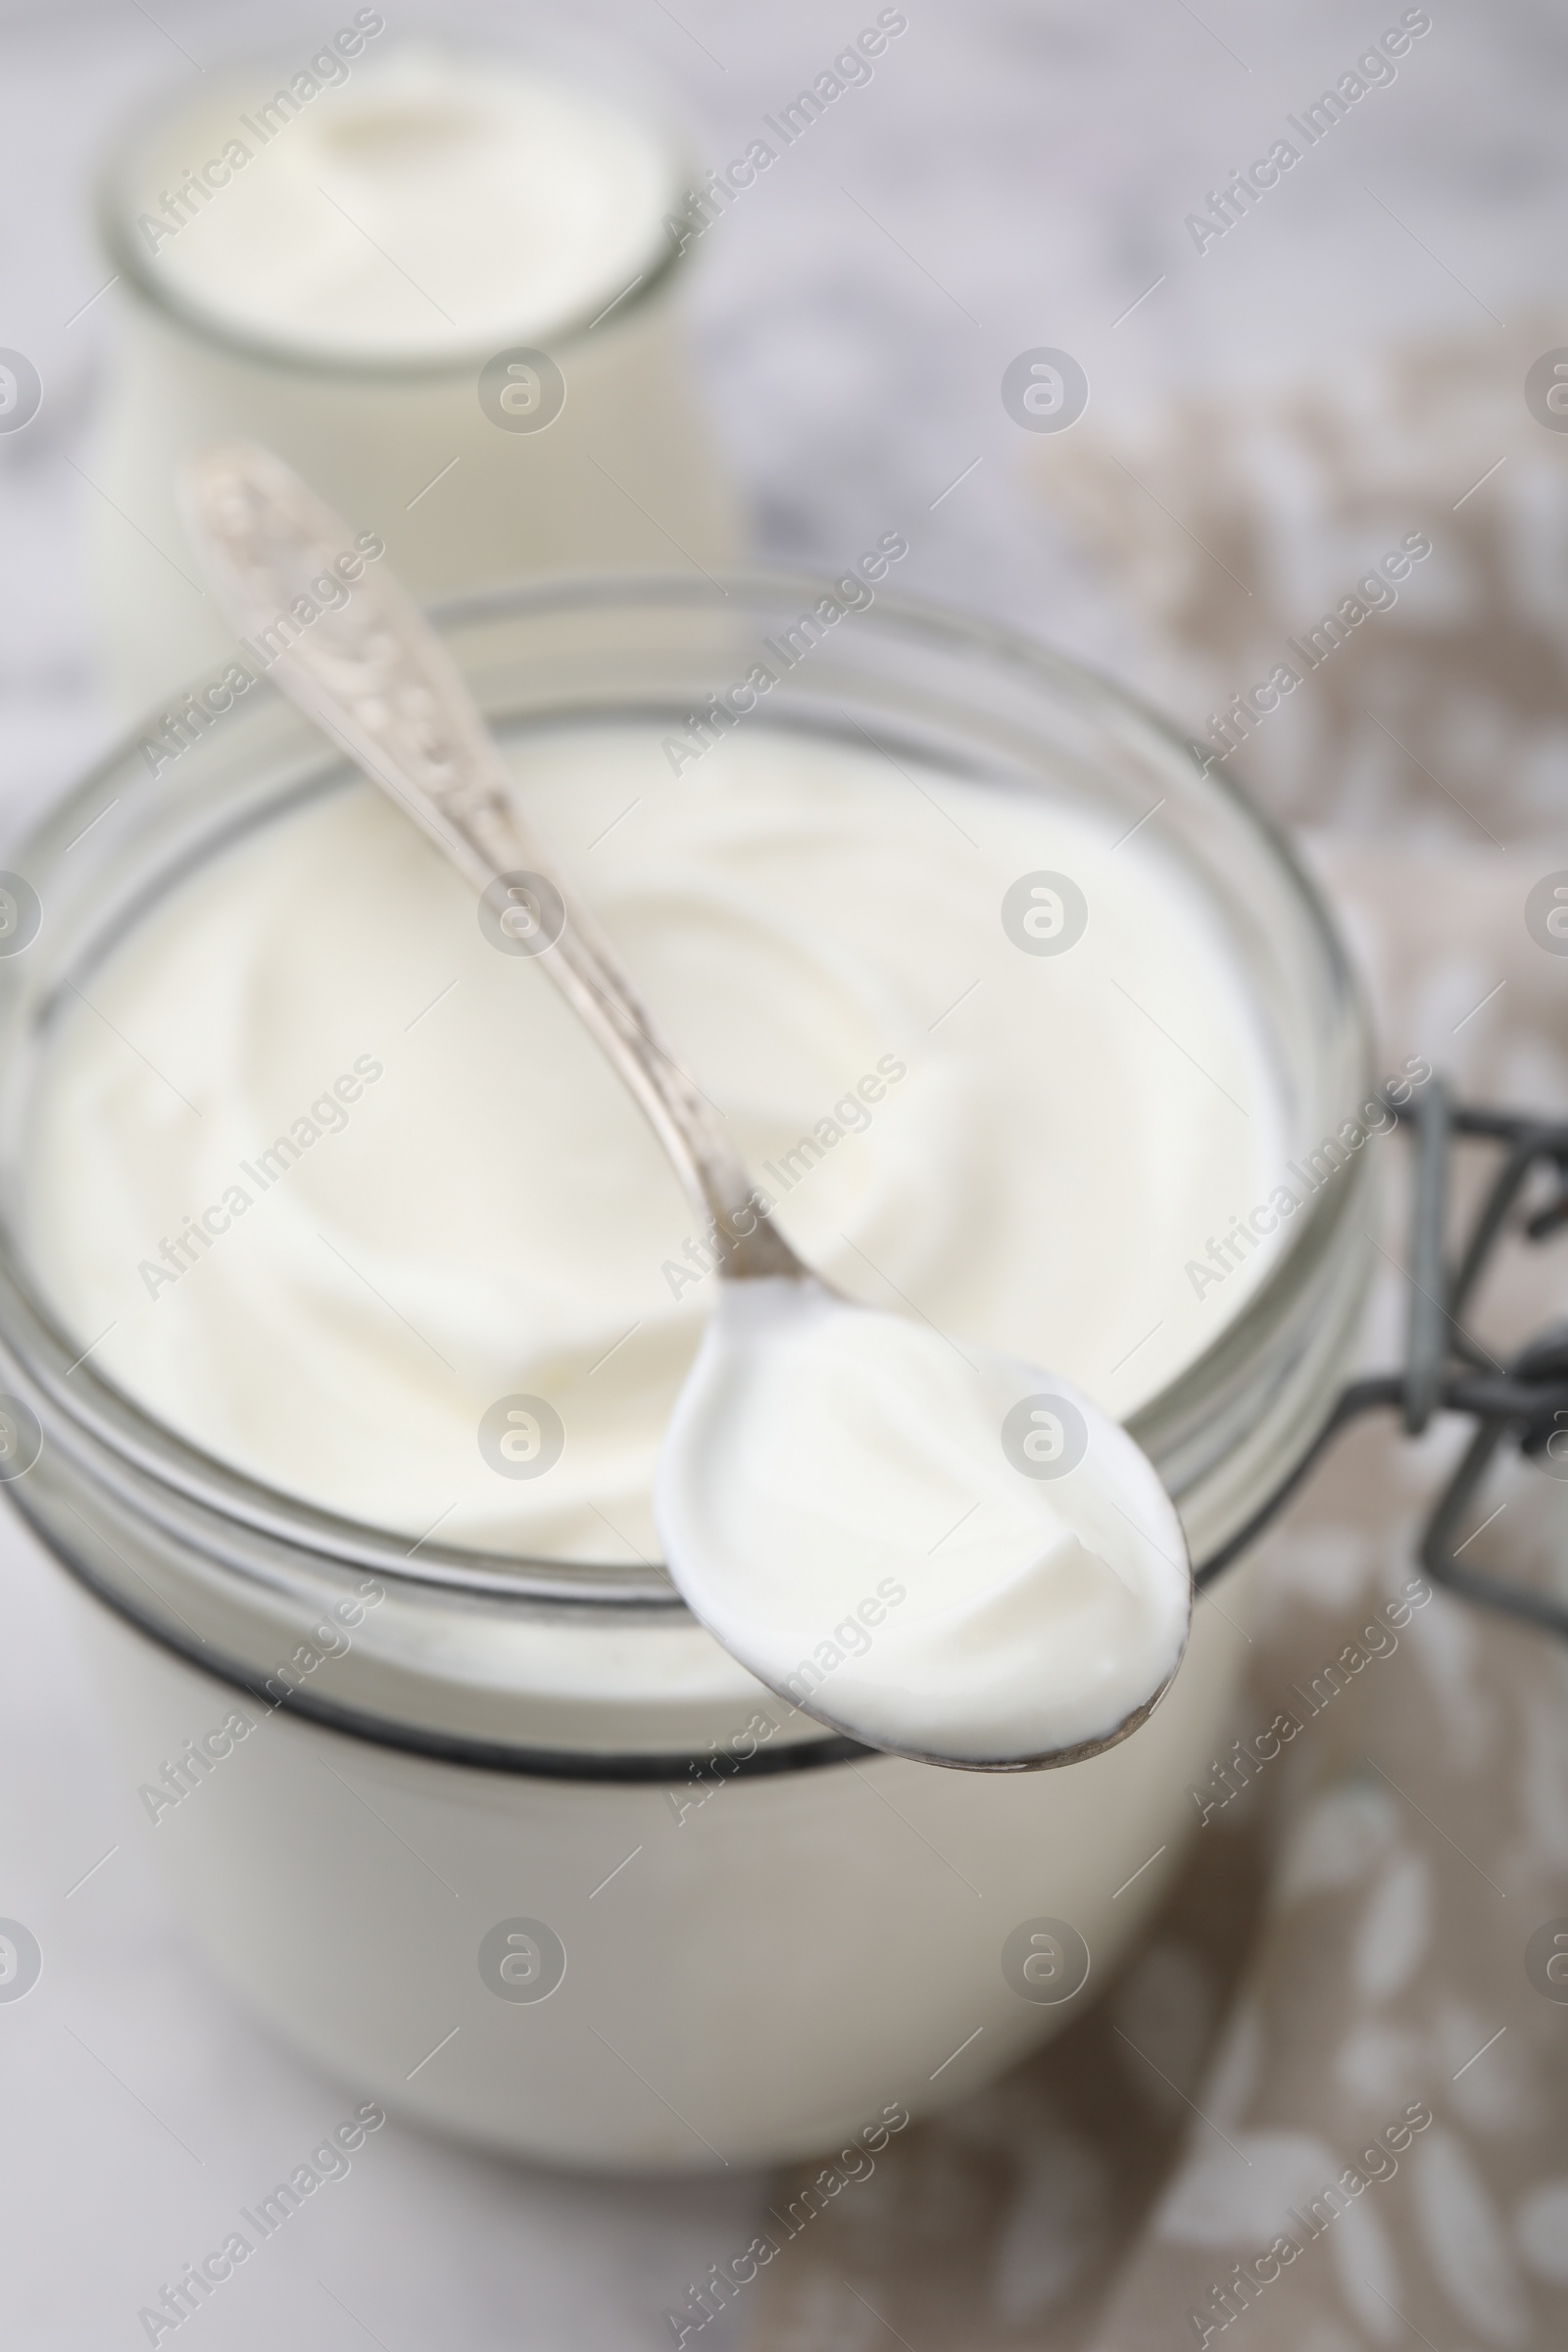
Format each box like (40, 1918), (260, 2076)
(90, 47), (737, 712)
(17, 668), (1360, 2165)
(24, 721), (1286, 1566)
(135, 42), (676, 362)
(655, 1278), (1192, 1765)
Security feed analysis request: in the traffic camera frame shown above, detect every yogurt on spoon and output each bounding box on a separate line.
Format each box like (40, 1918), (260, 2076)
(656, 1278), (1191, 1769)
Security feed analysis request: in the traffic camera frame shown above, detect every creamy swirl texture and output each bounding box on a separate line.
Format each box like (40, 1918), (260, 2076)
(24, 721), (1285, 1562)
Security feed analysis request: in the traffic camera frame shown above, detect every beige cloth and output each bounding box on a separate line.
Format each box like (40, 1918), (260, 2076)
(1036, 312), (1568, 849)
(746, 332), (1568, 2351)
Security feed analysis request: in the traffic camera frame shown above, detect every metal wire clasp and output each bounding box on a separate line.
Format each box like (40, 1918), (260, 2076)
(1194, 1082), (1568, 1639)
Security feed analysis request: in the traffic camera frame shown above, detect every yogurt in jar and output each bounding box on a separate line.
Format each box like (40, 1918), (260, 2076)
(3, 583), (1371, 2167)
(24, 719), (1285, 1570)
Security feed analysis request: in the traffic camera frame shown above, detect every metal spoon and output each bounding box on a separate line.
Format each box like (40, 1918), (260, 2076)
(181, 442), (1192, 1771)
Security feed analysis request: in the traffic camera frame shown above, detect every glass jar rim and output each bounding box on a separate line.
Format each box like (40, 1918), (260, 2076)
(0, 571), (1375, 1631)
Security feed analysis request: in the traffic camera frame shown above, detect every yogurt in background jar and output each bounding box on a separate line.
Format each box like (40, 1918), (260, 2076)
(88, 39), (738, 715)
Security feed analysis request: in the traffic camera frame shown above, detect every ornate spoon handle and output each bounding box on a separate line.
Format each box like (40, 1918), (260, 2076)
(181, 442), (803, 1281)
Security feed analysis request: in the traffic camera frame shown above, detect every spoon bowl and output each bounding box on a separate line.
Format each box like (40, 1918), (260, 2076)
(656, 1275), (1191, 1770)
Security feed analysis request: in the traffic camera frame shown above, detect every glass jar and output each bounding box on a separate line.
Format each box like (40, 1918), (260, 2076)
(0, 580), (1371, 2170)
(85, 55), (738, 720)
